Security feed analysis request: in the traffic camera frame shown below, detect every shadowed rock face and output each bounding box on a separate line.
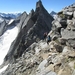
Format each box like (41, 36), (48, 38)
(4, 0), (54, 63)
(0, 20), (7, 36)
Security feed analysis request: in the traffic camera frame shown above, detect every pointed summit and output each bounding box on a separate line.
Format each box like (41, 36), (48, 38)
(36, 0), (43, 9)
(35, 0), (50, 14)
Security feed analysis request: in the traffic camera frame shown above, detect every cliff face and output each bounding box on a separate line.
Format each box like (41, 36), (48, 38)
(3, 0), (54, 65)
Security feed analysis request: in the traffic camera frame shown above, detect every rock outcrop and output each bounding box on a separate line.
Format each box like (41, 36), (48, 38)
(0, 20), (7, 36)
(50, 3), (75, 48)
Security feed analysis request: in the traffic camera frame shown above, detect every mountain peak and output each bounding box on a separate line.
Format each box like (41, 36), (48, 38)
(36, 0), (42, 8)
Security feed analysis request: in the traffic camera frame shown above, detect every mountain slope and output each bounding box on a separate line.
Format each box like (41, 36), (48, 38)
(0, 0), (54, 75)
(3, 0), (54, 64)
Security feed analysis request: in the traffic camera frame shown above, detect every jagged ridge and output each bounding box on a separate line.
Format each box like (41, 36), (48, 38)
(4, 0), (54, 64)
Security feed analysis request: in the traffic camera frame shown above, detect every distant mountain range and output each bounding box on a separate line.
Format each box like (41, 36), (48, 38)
(50, 11), (57, 19)
(0, 13), (21, 18)
(0, 12), (21, 23)
(0, 11), (56, 23)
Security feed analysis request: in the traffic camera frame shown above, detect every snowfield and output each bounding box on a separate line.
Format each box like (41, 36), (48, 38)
(0, 26), (19, 65)
(8, 19), (14, 25)
(0, 65), (9, 73)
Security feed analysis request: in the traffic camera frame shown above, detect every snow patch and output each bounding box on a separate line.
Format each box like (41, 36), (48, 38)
(0, 18), (4, 23)
(0, 65), (9, 74)
(8, 19), (14, 25)
(0, 26), (19, 65)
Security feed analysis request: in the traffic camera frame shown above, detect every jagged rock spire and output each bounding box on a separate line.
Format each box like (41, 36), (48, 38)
(36, 0), (42, 8)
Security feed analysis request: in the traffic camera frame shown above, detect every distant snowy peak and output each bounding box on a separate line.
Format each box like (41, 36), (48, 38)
(50, 11), (57, 19)
(50, 11), (56, 15)
(0, 13), (21, 19)
(0, 12), (21, 23)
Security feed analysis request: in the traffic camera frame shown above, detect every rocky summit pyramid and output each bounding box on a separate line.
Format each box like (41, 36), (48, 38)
(2, 0), (54, 66)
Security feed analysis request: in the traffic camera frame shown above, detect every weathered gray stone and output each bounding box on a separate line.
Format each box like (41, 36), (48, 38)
(52, 35), (59, 41)
(66, 19), (75, 30)
(0, 20), (7, 36)
(58, 38), (66, 45)
(63, 11), (73, 16)
(54, 44), (63, 53)
(73, 11), (75, 18)
(37, 59), (47, 71)
(72, 70), (75, 75)
(67, 39), (75, 47)
(60, 19), (67, 28)
(62, 46), (70, 53)
(61, 28), (75, 39)
(44, 71), (57, 75)
(52, 20), (62, 29)
(67, 19), (73, 25)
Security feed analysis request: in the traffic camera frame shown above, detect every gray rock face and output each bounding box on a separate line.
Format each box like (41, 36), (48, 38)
(61, 29), (75, 39)
(45, 71), (57, 75)
(4, 0), (54, 64)
(49, 3), (75, 50)
(0, 20), (7, 36)
(4, 12), (30, 62)
(73, 11), (75, 18)
(54, 45), (63, 53)
(63, 11), (73, 16)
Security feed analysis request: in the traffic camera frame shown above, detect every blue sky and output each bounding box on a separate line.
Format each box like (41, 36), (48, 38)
(0, 0), (75, 13)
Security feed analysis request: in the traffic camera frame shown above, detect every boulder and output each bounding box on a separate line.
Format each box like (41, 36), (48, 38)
(61, 28), (75, 39)
(57, 66), (72, 75)
(68, 52), (75, 58)
(63, 11), (73, 16)
(54, 44), (63, 53)
(67, 19), (75, 30)
(45, 71), (57, 75)
(67, 39), (75, 47)
(52, 20), (62, 28)
(72, 70), (75, 75)
(73, 11), (75, 18)
(62, 46), (70, 53)
(58, 38), (66, 45)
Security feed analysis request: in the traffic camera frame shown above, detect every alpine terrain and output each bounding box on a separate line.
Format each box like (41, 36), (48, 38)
(0, 0), (75, 75)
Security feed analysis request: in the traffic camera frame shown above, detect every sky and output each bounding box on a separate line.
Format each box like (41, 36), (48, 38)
(0, 0), (75, 14)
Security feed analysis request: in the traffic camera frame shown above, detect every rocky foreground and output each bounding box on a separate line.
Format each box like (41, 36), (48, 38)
(1, 1), (75, 75)
(1, 39), (75, 75)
